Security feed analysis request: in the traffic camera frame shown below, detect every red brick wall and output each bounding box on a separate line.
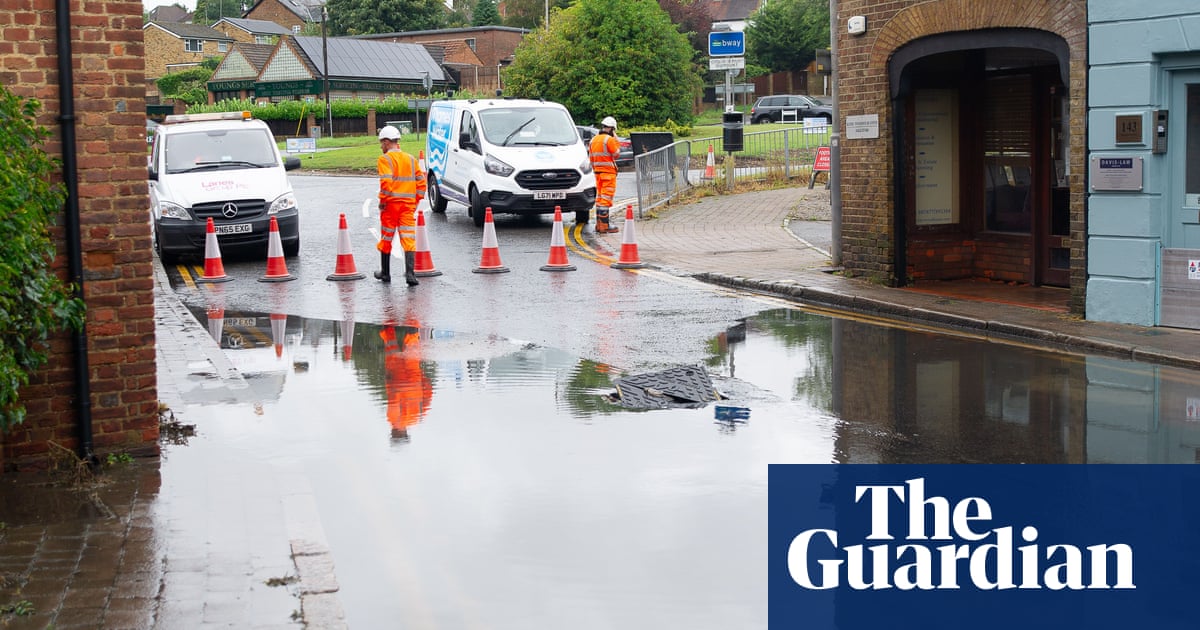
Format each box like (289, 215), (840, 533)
(245, 0), (306, 32)
(836, 0), (1088, 312)
(0, 2), (158, 470)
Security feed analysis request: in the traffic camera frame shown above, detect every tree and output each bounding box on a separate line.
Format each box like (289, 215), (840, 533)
(744, 0), (829, 73)
(157, 57), (222, 106)
(473, 0), (502, 26)
(0, 88), (85, 432)
(324, 0), (447, 36)
(504, 0), (701, 127)
(657, 0), (711, 62)
(193, 0), (247, 24)
(503, 0), (572, 30)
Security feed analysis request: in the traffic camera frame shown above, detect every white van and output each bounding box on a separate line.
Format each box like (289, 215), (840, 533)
(425, 98), (596, 226)
(149, 111), (301, 263)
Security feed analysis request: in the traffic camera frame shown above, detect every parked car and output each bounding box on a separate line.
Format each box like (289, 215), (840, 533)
(149, 111), (301, 263)
(749, 95), (833, 125)
(576, 125), (634, 168)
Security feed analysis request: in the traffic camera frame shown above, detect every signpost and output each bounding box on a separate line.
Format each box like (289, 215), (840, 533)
(708, 31), (746, 113)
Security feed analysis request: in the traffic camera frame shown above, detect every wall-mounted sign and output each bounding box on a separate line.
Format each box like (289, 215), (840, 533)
(845, 114), (879, 139)
(1089, 156), (1143, 191)
(1190, 259), (1200, 280)
(709, 57), (745, 71)
(1115, 114), (1143, 144)
(913, 89), (959, 226)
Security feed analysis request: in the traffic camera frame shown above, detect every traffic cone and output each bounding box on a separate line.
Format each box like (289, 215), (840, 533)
(258, 216), (296, 282)
(196, 217), (233, 283)
(703, 144), (716, 180)
(418, 150), (426, 172)
(340, 317), (355, 361)
(412, 210), (442, 277)
(540, 206), (576, 272)
(326, 213), (365, 281)
(472, 207), (510, 274)
(610, 204), (647, 269)
(270, 312), (287, 358)
(205, 305), (224, 344)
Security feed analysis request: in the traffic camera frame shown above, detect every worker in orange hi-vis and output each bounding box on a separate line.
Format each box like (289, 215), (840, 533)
(588, 116), (621, 233)
(375, 125), (426, 286)
(379, 323), (432, 442)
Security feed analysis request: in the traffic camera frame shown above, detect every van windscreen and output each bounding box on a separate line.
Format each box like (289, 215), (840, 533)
(478, 107), (578, 147)
(164, 128), (278, 174)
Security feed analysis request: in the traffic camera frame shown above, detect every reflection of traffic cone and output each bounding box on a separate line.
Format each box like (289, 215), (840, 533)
(197, 217), (233, 283)
(540, 206), (576, 272)
(206, 305), (224, 344)
(340, 317), (355, 361)
(703, 144), (715, 180)
(258, 216), (296, 282)
(270, 312), (287, 358)
(610, 204), (647, 269)
(472, 207), (510, 274)
(412, 210), (442, 277)
(326, 213), (365, 281)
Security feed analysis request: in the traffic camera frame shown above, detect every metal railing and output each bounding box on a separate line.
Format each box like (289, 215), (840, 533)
(633, 125), (830, 216)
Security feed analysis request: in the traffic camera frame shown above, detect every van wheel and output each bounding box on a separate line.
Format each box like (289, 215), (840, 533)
(469, 186), (487, 228)
(427, 174), (448, 214)
(284, 235), (300, 257)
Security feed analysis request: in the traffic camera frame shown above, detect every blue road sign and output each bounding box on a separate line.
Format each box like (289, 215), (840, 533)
(708, 31), (745, 56)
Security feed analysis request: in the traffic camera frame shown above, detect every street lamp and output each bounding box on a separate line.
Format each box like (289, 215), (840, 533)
(322, 6), (332, 138)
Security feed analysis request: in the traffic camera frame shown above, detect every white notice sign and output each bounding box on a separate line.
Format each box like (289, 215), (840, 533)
(1189, 259), (1200, 280)
(913, 89), (958, 226)
(1089, 156), (1143, 191)
(845, 114), (879, 139)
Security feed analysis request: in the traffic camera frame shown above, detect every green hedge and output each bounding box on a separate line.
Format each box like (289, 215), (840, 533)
(187, 95), (453, 120)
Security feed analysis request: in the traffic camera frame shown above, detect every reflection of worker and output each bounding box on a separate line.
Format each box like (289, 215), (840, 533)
(380, 324), (432, 442)
(589, 116), (621, 233)
(376, 125), (426, 286)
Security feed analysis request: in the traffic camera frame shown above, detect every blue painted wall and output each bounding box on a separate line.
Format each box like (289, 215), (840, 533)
(1087, 2), (1200, 325)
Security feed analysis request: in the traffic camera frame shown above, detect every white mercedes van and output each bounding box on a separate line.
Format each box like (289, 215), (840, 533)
(149, 111), (301, 263)
(425, 98), (596, 227)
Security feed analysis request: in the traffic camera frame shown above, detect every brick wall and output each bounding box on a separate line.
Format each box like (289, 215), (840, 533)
(836, 0), (1088, 312)
(0, 2), (157, 470)
(143, 25), (225, 82)
(245, 0), (306, 33)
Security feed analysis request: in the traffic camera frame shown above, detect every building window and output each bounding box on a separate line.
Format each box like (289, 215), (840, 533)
(292, 25), (301, 34)
(255, 35), (273, 44)
(465, 38), (476, 52)
(218, 42), (228, 52)
(184, 39), (202, 53)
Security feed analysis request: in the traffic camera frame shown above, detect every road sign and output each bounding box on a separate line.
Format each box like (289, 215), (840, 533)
(709, 57), (745, 71)
(708, 31), (745, 56)
(813, 146), (831, 172)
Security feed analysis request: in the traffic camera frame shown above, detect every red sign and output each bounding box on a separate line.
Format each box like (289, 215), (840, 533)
(813, 146), (831, 172)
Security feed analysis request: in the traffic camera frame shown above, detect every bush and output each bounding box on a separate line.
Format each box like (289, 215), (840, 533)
(0, 88), (85, 432)
(187, 95), (451, 121)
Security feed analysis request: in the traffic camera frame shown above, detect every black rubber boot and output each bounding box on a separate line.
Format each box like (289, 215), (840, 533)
(404, 251), (419, 286)
(374, 251), (391, 282)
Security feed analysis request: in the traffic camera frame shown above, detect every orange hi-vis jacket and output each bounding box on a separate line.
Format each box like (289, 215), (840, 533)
(377, 149), (426, 209)
(589, 132), (620, 175)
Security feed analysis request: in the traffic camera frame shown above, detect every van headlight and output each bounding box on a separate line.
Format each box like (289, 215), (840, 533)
(580, 159), (593, 175)
(484, 155), (514, 177)
(269, 192), (297, 214)
(157, 201), (190, 220)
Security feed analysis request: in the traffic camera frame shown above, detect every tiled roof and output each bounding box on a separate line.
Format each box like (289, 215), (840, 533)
(145, 21), (234, 41)
(217, 18), (293, 36)
(292, 36), (446, 82)
(236, 43), (277, 71)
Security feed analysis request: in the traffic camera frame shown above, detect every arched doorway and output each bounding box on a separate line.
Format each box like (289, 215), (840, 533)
(890, 29), (1071, 288)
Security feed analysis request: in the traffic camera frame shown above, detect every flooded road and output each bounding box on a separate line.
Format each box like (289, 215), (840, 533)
(162, 304), (1198, 629)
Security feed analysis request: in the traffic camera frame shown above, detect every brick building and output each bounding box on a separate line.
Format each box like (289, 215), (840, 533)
(0, 3), (157, 470)
(143, 21), (234, 98)
(834, 0), (1088, 314)
(211, 17), (294, 45)
(243, 0), (324, 33)
(359, 26), (529, 95)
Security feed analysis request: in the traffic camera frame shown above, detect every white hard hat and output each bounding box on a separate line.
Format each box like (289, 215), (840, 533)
(601, 116), (617, 129)
(378, 125), (402, 141)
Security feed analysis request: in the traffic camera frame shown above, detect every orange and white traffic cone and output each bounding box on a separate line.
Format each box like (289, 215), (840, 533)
(270, 312), (287, 359)
(196, 217), (233, 283)
(258, 216), (296, 282)
(326, 213), (365, 281)
(418, 150), (426, 172)
(703, 144), (716, 180)
(205, 305), (224, 344)
(412, 210), (442, 277)
(473, 207), (511, 274)
(540, 206), (576, 272)
(610, 204), (647, 270)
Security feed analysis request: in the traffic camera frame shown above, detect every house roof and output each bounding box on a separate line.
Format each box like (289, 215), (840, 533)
(701, 0), (762, 22)
(144, 21), (235, 42)
(418, 39), (484, 67)
(244, 0), (325, 23)
(291, 36), (446, 82)
(147, 5), (191, 23)
(214, 17), (294, 36)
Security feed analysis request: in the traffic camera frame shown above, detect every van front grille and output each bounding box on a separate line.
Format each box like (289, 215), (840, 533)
(516, 169), (581, 190)
(192, 199), (267, 220)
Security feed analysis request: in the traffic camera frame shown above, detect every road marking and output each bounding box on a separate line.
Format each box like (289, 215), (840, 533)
(179, 264), (198, 290)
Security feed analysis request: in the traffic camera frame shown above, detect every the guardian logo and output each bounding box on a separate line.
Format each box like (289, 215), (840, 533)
(787, 478), (1135, 591)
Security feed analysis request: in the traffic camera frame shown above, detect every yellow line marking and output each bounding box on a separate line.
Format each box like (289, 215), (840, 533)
(178, 264), (198, 290)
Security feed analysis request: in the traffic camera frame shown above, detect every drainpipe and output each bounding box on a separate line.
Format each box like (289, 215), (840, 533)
(55, 0), (96, 467)
(829, 0), (842, 266)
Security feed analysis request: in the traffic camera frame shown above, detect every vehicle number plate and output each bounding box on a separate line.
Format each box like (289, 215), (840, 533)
(533, 192), (566, 200)
(214, 223), (252, 235)
(225, 317), (259, 327)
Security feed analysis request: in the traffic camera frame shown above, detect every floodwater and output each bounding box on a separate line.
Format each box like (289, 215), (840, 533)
(157, 304), (1199, 628)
